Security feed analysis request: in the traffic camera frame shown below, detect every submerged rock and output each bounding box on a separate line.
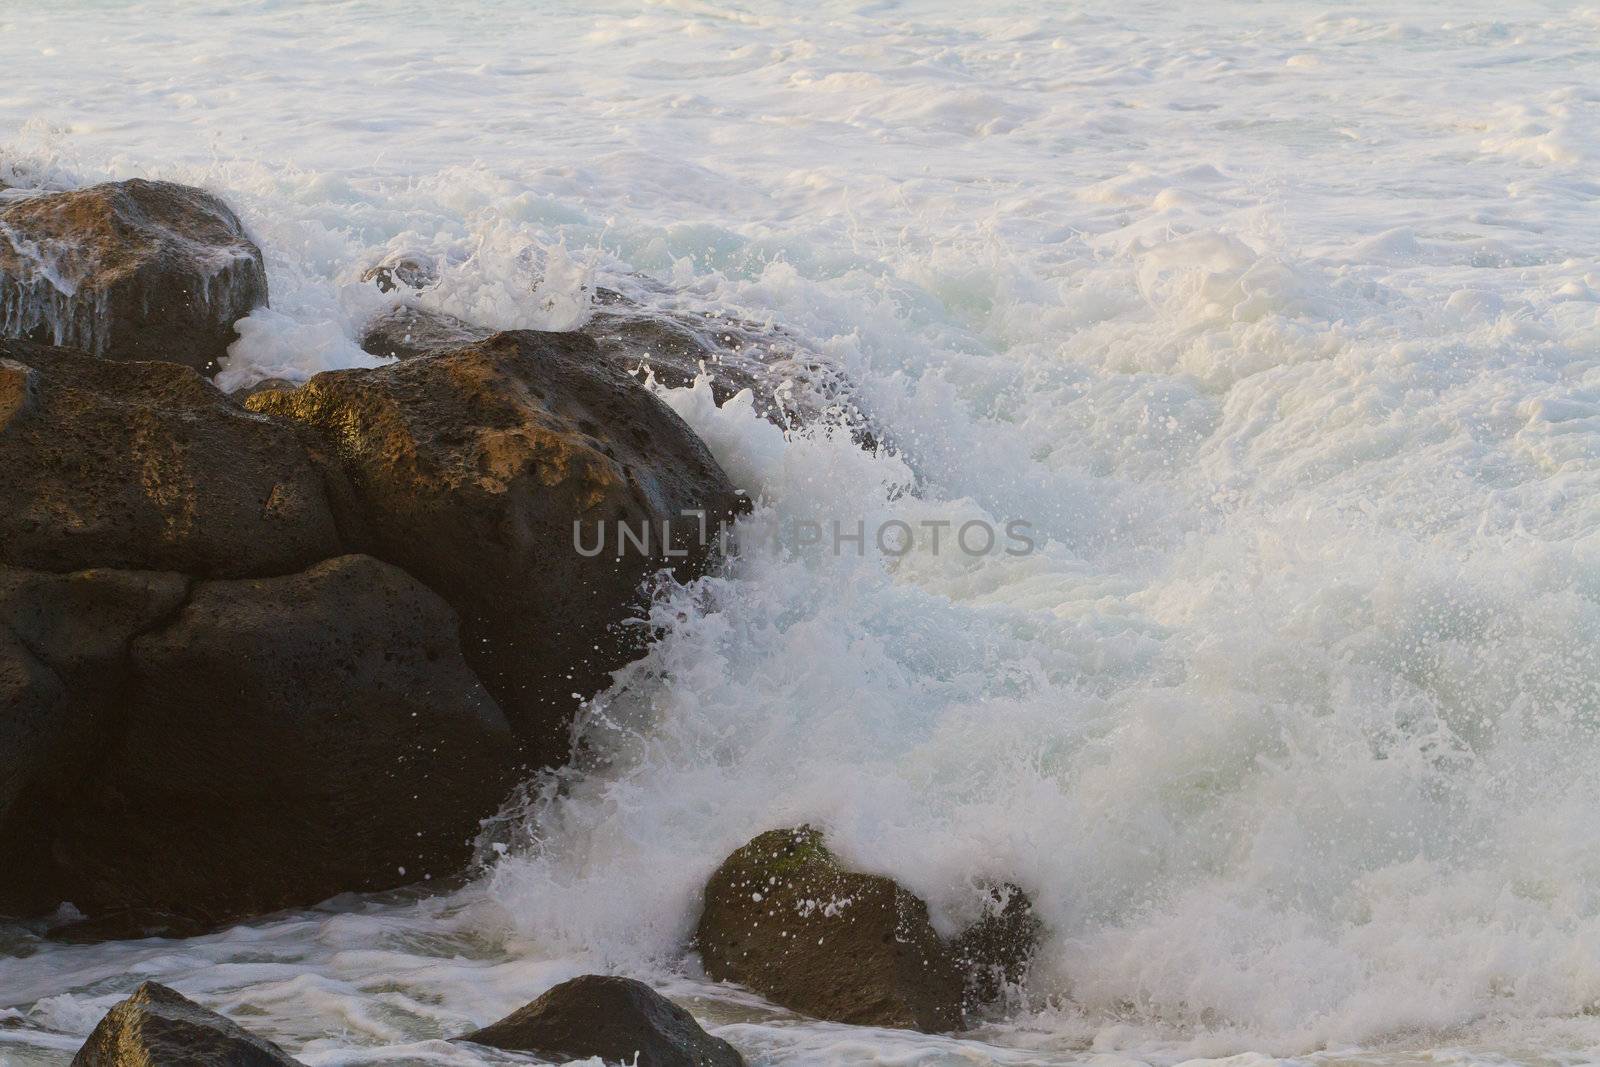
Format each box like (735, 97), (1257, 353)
(695, 827), (965, 1033)
(0, 179), (268, 375)
(72, 981), (302, 1067)
(459, 974), (744, 1067)
(248, 330), (745, 764)
(0, 340), (339, 578)
(49, 555), (515, 922)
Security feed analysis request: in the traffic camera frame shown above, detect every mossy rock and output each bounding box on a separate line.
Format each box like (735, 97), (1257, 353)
(695, 826), (965, 1032)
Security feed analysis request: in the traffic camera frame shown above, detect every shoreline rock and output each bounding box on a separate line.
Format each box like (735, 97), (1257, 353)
(0, 180), (268, 375)
(72, 981), (303, 1066)
(695, 828), (1043, 1033)
(1, 327), (744, 926)
(248, 329), (746, 763)
(458, 975), (744, 1067)
(356, 265), (874, 442)
(695, 826), (965, 1032)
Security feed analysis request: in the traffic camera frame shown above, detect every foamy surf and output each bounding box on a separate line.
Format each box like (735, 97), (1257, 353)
(8, 0), (1600, 1063)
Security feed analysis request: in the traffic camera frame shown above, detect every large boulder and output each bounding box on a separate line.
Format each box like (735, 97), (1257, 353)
(695, 827), (965, 1033)
(0, 179), (268, 375)
(0, 566), (191, 915)
(72, 981), (302, 1067)
(247, 330), (745, 763)
(0, 340), (339, 578)
(42, 555), (515, 922)
(458, 975), (744, 1067)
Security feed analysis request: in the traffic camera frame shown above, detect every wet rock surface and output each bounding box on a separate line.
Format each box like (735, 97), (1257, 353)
(359, 304), (489, 361)
(248, 330), (746, 763)
(459, 974), (744, 1067)
(696, 826), (966, 1033)
(71, 981), (303, 1067)
(0, 329), (743, 926)
(696, 828), (1043, 1032)
(47, 555), (515, 923)
(0, 340), (339, 578)
(0, 180), (267, 375)
(950, 882), (1042, 1014)
(355, 264), (873, 440)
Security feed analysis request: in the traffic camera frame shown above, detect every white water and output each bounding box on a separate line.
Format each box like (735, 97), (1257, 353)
(7, 1), (1600, 1064)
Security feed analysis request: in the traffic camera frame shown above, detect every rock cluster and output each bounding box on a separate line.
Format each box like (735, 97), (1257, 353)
(74, 976), (744, 1067)
(0, 184), (744, 928)
(5, 178), (1040, 1061)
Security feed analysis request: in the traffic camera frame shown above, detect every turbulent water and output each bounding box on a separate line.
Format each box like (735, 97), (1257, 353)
(8, 0), (1600, 1064)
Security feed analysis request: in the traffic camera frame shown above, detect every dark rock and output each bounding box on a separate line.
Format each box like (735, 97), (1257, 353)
(46, 554), (515, 923)
(72, 981), (301, 1066)
(360, 255), (437, 295)
(0, 179), (268, 375)
(459, 975), (743, 1067)
(0, 566), (190, 915)
(359, 304), (489, 361)
(46, 907), (209, 944)
(695, 827), (964, 1033)
(247, 331), (745, 764)
(0, 340), (340, 578)
(355, 268), (872, 440)
(950, 882), (1042, 1013)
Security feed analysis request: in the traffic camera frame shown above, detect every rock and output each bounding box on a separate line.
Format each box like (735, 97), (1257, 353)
(248, 331), (745, 763)
(0, 179), (268, 375)
(949, 882), (1042, 1013)
(360, 255), (437, 295)
(228, 376), (296, 403)
(0, 340), (340, 578)
(47, 555), (515, 922)
(695, 827), (964, 1033)
(0, 566), (191, 915)
(359, 304), (489, 361)
(355, 267), (871, 439)
(46, 907), (209, 944)
(72, 981), (301, 1066)
(459, 975), (743, 1067)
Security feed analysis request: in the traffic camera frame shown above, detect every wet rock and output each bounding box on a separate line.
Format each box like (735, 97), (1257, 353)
(248, 331), (745, 764)
(72, 981), (302, 1067)
(48, 555), (515, 923)
(950, 882), (1042, 1013)
(459, 975), (744, 1067)
(228, 375), (296, 403)
(0, 179), (268, 375)
(45, 907), (209, 944)
(360, 255), (438, 294)
(695, 827), (965, 1033)
(0, 340), (340, 578)
(355, 266), (872, 439)
(359, 304), (489, 361)
(0, 566), (190, 915)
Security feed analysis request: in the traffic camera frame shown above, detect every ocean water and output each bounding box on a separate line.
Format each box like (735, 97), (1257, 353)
(6, 1), (1600, 1064)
